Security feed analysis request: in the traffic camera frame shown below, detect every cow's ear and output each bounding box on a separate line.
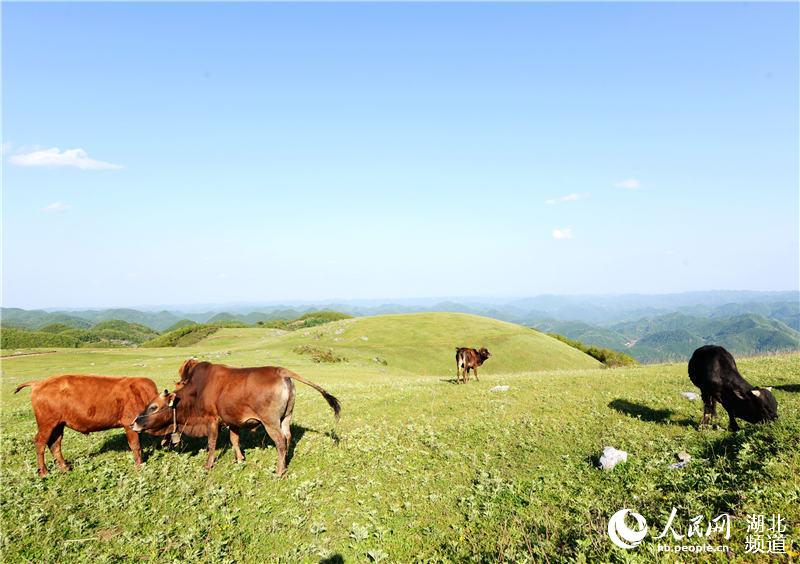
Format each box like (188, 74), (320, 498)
(751, 389), (762, 398)
(178, 358), (198, 383)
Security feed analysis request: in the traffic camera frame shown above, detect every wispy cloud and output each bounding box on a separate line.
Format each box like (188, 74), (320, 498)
(552, 227), (573, 240)
(545, 193), (583, 205)
(41, 202), (72, 214)
(614, 178), (641, 190)
(9, 147), (122, 170)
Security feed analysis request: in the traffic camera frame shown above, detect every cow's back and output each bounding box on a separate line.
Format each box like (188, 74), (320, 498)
(203, 365), (285, 406)
(31, 375), (157, 433)
(688, 345), (741, 392)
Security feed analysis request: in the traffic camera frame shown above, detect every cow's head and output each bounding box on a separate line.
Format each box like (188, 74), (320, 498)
(735, 387), (778, 424)
(131, 389), (179, 432)
(176, 358), (199, 387)
(478, 347), (491, 362)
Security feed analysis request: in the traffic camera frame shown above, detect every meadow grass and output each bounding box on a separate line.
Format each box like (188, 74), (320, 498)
(1, 317), (798, 562)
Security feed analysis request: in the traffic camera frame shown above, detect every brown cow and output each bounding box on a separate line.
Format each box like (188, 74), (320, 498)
(132, 361), (340, 476)
(455, 347), (491, 384)
(14, 375), (159, 477)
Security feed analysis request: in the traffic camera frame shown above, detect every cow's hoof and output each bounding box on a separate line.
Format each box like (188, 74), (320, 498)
(37, 470), (49, 478)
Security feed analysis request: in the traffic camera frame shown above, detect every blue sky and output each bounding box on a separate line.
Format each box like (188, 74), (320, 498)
(3, 2), (798, 309)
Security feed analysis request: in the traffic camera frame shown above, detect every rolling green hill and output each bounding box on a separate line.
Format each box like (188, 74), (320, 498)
(256, 312), (602, 374)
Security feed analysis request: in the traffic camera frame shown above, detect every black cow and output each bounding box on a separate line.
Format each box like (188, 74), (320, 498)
(688, 345), (777, 431)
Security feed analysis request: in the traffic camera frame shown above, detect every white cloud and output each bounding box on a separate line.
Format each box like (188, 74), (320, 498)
(614, 178), (641, 190)
(41, 202), (72, 213)
(9, 147), (122, 170)
(545, 193), (582, 205)
(552, 227), (573, 240)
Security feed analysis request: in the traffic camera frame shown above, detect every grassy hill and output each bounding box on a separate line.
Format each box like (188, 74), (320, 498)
(265, 313), (602, 374)
(139, 313), (599, 373)
(1, 328), (797, 561)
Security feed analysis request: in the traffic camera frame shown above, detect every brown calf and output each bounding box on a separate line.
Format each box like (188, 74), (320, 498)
(14, 375), (159, 476)
(455, 347), (491, 384)
(132, 360), (340, 476)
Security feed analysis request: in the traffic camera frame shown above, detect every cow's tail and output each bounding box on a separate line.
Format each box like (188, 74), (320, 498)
(456, 349), (465, 370)
(281, 369), (341, 420)
(14, 382), (34, 394)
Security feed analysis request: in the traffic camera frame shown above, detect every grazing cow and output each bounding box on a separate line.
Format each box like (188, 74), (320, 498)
(688, 345), (778, 431)
(132, 361), (340, 475)
(14, 375), (159, 476)
(455, 347), (491, 384)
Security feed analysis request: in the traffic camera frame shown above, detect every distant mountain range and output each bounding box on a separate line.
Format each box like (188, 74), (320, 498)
(2, 291), (798, 362)
(532, 312), (799, 363)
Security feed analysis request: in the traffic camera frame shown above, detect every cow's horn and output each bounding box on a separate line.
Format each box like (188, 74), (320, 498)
(751, 389), (761, 398)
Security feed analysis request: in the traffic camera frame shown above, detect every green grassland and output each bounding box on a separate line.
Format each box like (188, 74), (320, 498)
(1, 313), (798, 562)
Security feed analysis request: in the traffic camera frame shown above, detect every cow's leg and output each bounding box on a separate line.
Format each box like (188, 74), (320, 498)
(263, 422), (288, 476)
(700, 392), (716, 426)
(281, 386), (296, 448)
(474, 366), (479, 382)
(456, 358), (461, 383)
(723, 404), (740, 432)
(124, 428), (143, 466)
(204, 422), (219, 470)
(229, 426), (245, 463)
(48, 423), (69, 472)
(34, 422), (59, 477)
(35, 440), (48, 477)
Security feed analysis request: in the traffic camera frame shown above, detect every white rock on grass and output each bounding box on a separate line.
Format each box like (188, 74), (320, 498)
(681, 391), (699, 401)
(490, 385), (510, 393)
(669, 451), (692, 469)
(598, 446), (628, 470)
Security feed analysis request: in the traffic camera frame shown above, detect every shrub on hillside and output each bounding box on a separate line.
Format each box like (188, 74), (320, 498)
(38, 323), (75, 334)
(142, 325), (219, 347)
(90, 320), (159, 344)
(293, 344), (348, 363)
(258, 310), (352, 331)
(546, 332), (637, 367)
(0, 328), (80, 349)
(163, 319), (198, 333)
